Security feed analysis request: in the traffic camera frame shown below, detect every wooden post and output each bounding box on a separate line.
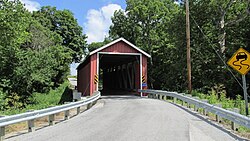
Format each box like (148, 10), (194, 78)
(173, 97), (177, 104)
(28, 119), (35, 132)
(77, 107), (81, 115)
(202, 99), (208, 116)
(232, 108), (240, 130)
(164, 95), (167, 101)
(181, 100), (184, 106)
(215, 104), (222, 122)
(186, 95), (192, 108)
(49, 114), (55, 126)
(87, 103), (92, 109)
(64, 110), (70, 120)
(0, 126), (5, 141)
(186, 0), (192, 94)
(194, 97), (200, 112)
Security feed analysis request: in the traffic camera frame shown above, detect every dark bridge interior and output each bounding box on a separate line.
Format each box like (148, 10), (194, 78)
(99, 54), (139, 95)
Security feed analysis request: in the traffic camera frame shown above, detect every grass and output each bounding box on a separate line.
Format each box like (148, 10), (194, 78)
(0, 81), (72, 115)
(67, 75), (77, 78)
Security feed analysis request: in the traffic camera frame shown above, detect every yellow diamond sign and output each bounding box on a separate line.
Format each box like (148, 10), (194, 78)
(227, 48), (250, 75)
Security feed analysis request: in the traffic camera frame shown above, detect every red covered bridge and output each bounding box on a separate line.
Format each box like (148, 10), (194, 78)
(77, 38), (150, 96)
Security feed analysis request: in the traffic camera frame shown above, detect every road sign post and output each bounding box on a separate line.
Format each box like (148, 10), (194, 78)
(242, 75), (249, 115)
(227, 48), (250, 115)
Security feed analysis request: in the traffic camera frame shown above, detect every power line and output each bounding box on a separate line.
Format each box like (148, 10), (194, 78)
(189, 14), (243, 90)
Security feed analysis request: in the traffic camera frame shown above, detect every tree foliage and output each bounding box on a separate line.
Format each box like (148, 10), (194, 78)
(87, 37), (112, 52)
(0, 0), (86, 109)
(110, 0), (250, 97)
(33, 6), (87, 62)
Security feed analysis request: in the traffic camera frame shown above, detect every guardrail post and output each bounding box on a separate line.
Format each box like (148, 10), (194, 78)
(0, 126), (5, 141)
(186, 95), (192, 108)
(231, 108), (240, 131)
(164, 95), (167, 101)
(201, 99), (208, 115)
(87, 103), (92, 109)
(64, 110), (70, 120)
(147, 94), (151, 98)
(181, 100), (184, 106)
(49, 114), (55, 125)
(77, 107), (81, 115)
(173, 97), (177, 104)
(180, 93), (185, 106)
(214, 104), (222, 122)
(28, 119), (35, 132)
(194, 97), (199, 112)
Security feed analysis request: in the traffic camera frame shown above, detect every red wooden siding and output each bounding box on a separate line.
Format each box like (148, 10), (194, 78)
(101, 41), (140, 53)
(90, 54), (97, 96)
(77, 63), (90, 96)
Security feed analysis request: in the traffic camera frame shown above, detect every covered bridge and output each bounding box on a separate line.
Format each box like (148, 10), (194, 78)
(77, 38), (150, 96)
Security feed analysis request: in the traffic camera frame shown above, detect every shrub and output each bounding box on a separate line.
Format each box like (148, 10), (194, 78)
(208, 89), (218, 104)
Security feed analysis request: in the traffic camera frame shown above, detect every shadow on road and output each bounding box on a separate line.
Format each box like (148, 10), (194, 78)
(101, 95), (141, 100)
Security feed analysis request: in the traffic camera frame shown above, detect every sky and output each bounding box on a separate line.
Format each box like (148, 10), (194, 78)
(19, 0), (126, 75)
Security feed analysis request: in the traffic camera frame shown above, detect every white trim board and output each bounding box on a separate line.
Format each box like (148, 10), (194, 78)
(97, 52), (142, 96)
(89, 37), (151, 58)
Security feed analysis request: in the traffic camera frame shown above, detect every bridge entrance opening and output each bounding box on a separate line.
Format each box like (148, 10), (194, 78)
(98, 54), (140, 95)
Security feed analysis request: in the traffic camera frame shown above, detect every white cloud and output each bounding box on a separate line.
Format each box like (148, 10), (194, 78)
(84, 4), (123, 44)
(20, 0), (40, 12)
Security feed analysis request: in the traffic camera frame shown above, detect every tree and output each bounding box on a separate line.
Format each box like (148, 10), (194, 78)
(87, 37), (112, 52)
(110, 0), (180, 89)
(110, 0), (250, 96)
(0, 0), (31, 91)
(33, 6), (87, 62)
(0, 1), (74, 108)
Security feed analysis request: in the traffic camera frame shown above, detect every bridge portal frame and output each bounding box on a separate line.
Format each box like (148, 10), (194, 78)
(77, 37), (150, 96)
(97, 52), (142, 93)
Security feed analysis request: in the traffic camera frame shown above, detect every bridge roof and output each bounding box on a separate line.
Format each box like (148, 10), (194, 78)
(77, 37), (150, 70)
(89, 37), (151, 58)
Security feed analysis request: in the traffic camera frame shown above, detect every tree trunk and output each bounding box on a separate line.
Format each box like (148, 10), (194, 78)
(219, 14), (226, 59)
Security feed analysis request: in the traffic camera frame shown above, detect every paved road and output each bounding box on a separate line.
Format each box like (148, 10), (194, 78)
(7, 96), (245, 141)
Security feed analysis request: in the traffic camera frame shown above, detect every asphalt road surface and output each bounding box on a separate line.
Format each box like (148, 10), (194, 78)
(7, 95), (246, 141)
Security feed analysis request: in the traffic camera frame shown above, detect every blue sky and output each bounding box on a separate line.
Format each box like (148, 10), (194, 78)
(34, 0), (126, 32)
(20, 0), (126, 75)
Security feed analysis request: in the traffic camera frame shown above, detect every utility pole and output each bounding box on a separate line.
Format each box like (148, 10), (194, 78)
(186, 0), (192, 94)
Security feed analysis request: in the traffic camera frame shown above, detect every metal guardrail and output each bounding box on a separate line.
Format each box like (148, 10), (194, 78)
(139, 89), (250, 129)
(0, 91), (101, 141)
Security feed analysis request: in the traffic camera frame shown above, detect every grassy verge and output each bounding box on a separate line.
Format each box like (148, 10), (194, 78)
(0, 81), (72, 116)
